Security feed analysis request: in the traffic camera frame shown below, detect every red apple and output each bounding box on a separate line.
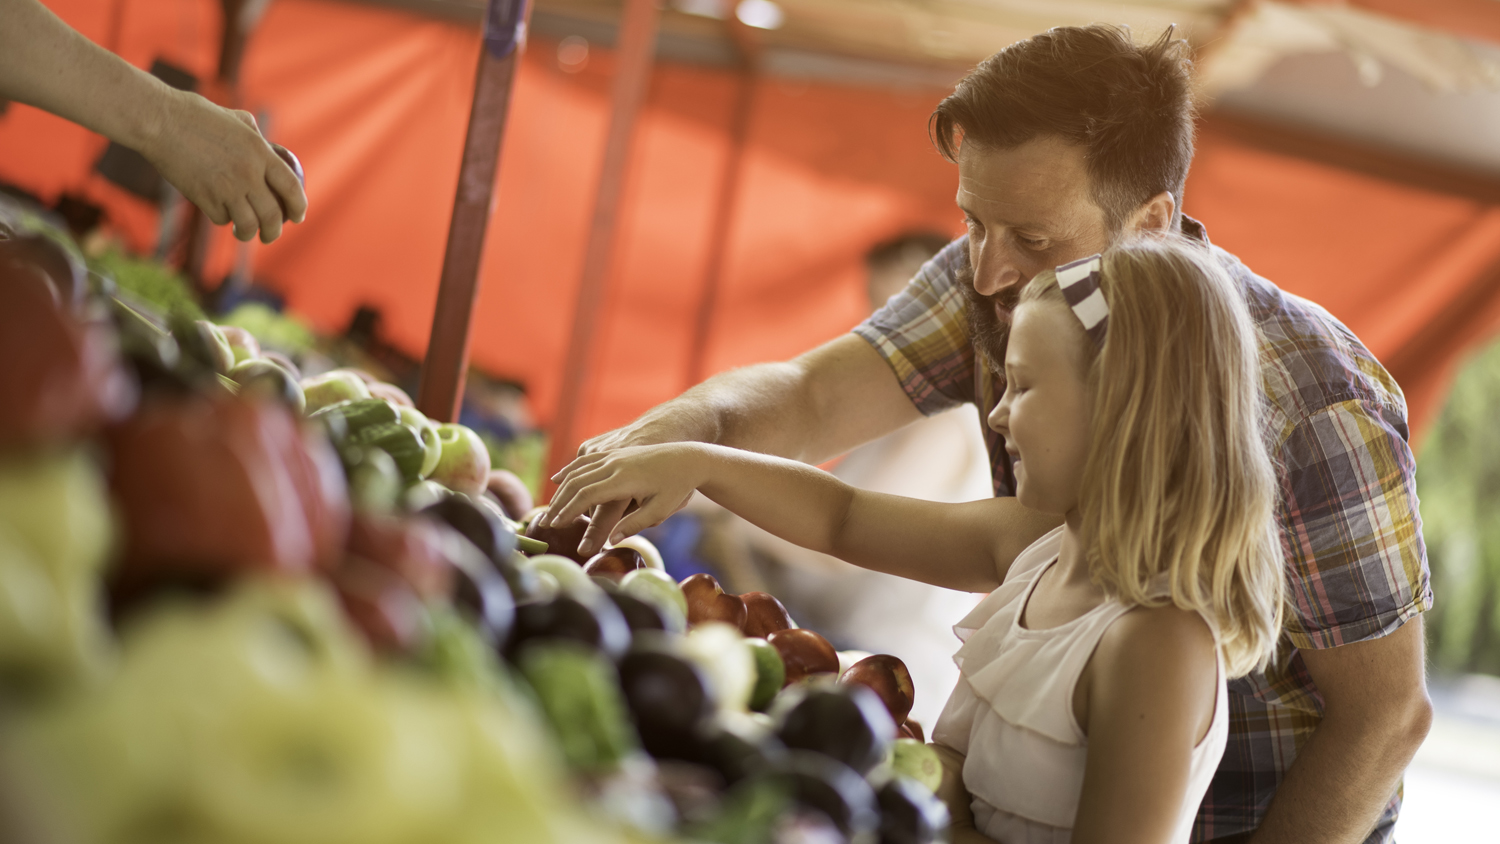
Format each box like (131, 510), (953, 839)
(486, 469), (534, 520)
(898, 718), (925, 743)
(840, 654), (915, 725)
(345, 513), (453, 600)
(767, 628), (840, 685)
(583, 547), (646, 582)
(524, 511), (591, 564)
(333, 557), (428, 653)
(741, 591), (793, 638)
(680, 573), (746, 629)
(0, 262), (133, 449)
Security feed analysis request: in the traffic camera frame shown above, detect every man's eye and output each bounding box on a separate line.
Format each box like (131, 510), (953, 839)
(1019, 235), (1047, 248)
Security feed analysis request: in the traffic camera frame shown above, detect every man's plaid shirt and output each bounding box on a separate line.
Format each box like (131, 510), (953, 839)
(852, 221), (1432, 843)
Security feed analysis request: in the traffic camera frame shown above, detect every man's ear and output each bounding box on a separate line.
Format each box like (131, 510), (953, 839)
(1127, 191), (1176, 234)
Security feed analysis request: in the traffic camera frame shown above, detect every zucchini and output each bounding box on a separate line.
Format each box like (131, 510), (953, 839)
(515, 535), (549, 555)
(311, 398), (399, 443)
(346, 421), (427, 484)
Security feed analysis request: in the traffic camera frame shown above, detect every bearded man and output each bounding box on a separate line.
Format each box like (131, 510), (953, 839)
(577, 25), (1432, 844)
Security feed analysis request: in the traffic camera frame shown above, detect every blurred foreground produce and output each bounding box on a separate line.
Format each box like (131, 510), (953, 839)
(0, 217), (950, 844)
(2, 579), (612, 844)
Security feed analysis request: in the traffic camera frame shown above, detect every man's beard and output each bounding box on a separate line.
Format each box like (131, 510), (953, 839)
(957, 256), (1019, 376)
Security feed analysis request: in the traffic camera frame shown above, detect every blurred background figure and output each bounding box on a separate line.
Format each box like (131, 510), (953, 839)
(695, 231), (993, 731)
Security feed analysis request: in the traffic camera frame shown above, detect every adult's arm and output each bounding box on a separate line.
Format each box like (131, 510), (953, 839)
(1247, 616), (1431, 844)
(572, 334), (926, 554)
(0, 0), (306, 242)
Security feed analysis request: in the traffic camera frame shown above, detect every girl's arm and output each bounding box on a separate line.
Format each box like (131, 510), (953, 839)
(931, 743), (998, 844)
(544, 443), (1050, 592)
(1071, 606), (1220, 844)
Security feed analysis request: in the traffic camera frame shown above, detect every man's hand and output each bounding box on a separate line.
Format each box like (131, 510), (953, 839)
(570, 334), (925, 554)
(572, 402), (720, 554)
(544, 444), (707, 547)
(1248, 616), (1432, 843)
(140, 88), (307, 244)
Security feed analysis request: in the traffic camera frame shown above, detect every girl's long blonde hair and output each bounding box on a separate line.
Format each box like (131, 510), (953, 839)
(1021, 237), (1284, 678)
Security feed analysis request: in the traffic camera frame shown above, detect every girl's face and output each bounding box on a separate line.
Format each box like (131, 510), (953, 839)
(987, 299), (1093, 517)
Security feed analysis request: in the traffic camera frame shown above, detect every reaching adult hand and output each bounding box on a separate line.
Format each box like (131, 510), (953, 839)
(546, 444), (706, 555)
(140, 88), (307, 244)
(571, 405), (716, 554)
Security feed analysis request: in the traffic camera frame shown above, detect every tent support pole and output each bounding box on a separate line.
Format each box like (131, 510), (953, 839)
(417, 0), (532, 423)
(545, 0), (662, 478)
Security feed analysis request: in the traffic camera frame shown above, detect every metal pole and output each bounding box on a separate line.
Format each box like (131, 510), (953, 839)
(417, 0), (533, 423)
(545, 0), (662, 476)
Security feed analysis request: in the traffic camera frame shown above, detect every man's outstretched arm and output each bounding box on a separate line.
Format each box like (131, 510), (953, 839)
(574, 334), (924, 552)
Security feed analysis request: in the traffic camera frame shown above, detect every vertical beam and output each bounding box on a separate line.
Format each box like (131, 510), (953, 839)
(417, 0), (533, 423)
(684, 20), (761, 389)
(545, 0), (662, 476)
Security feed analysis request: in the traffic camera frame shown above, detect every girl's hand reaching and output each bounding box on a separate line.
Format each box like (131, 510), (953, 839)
(542, 443), (708, 549)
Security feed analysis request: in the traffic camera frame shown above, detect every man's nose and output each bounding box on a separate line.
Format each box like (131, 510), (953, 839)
(972, 242), (1024, 298)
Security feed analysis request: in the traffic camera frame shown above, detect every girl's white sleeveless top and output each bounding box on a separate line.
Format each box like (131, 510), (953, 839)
(931, 527), (1227, 844)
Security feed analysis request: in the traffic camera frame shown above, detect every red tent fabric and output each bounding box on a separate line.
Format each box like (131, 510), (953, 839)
(4, 0), (1498, 446)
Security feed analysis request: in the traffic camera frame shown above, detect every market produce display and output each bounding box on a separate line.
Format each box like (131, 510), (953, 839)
(0, 226), (951, 844)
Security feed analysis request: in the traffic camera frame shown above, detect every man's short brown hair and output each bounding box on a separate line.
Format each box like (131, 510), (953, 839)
(930, 25), (1196, 231)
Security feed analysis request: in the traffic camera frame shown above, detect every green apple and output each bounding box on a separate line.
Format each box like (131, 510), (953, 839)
(524, 555), (599, 600)
(230, 359), (306, 414)
(744, 637), (785, 711)
(301, 371), (370, 414)
(398, 406), (442, 479)
(217, 324), (261, 365)
(682, 622), (755, 713)
(618, 568), (686, 624)
(429, 424), (491, 497)
(890, 738), (943, 793)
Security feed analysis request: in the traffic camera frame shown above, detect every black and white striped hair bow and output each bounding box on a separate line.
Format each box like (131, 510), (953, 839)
(1055, 254), (1108, 349)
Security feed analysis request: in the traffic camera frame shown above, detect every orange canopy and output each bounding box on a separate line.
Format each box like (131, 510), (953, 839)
(5, 0), (1498, 445)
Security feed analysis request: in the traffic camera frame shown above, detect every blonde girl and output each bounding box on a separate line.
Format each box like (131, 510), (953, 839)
(542, 236), (1284, 844)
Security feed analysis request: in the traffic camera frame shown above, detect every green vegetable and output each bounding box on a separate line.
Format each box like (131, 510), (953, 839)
(515, 535), (548, 555)
(219, 302), (316, 355)
(0, 449), (115, 688)
(345, 422), (427, 485)
(516, 642), (637, 772)
(90, 248), (204, 321)
(312, 399), (399, 438)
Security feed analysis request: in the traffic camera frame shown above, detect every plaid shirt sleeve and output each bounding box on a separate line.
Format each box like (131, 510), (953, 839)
(1275, 397), (1432, 650)
(852, 237), (980, 416)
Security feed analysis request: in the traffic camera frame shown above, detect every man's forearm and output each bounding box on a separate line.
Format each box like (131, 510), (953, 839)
(673, 362), (824, 459)
(1249, 680), (1431, 842)
(0, 0), (167, 153)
